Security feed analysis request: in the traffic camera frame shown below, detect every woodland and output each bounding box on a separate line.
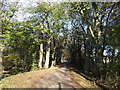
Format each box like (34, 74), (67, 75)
(0, 0), (120, 89)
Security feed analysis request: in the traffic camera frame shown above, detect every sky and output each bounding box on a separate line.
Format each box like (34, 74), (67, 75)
(9, 0), (119, 21)
(11, 0), (62, 21)
(9, 0), (38, 21)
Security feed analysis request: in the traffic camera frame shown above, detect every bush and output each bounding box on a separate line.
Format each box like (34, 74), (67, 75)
(2, 53), (25, 74)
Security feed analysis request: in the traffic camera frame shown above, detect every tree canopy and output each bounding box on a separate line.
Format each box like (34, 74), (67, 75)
(1, 1), (120, 89)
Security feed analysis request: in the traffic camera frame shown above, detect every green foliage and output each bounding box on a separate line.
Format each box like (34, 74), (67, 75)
(111, 24), (120, 43)
(1, 1), (119, 89)
(2, 53), (24, 74)
(68, 2), (120, 88)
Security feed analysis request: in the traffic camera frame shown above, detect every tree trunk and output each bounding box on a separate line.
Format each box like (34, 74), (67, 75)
(50, 37), (56, 67)
(0, 47), (3, 77)
(38, 43), (44, 68)
(44, 39), (50, 68)
(51, 46), (56, 67)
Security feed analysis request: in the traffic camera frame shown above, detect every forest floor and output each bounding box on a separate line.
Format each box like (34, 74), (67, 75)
(0, 64), (99, 89)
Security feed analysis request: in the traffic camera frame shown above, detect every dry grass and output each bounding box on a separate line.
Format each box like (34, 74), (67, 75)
(0, 75), (18, 88)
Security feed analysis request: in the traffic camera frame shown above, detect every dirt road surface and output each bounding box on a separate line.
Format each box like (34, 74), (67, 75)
(32, 66), (99, 89)
(33, 67), (74, 88)
(1, 65), (99, 89)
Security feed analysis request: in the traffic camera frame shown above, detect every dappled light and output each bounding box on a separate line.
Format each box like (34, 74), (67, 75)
(0, 0), (120, 89)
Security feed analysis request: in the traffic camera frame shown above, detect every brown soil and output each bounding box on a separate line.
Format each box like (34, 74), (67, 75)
(12, 67), (57, 88)
(1, 66), (99, 89)
(70, 71), (98, 88)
